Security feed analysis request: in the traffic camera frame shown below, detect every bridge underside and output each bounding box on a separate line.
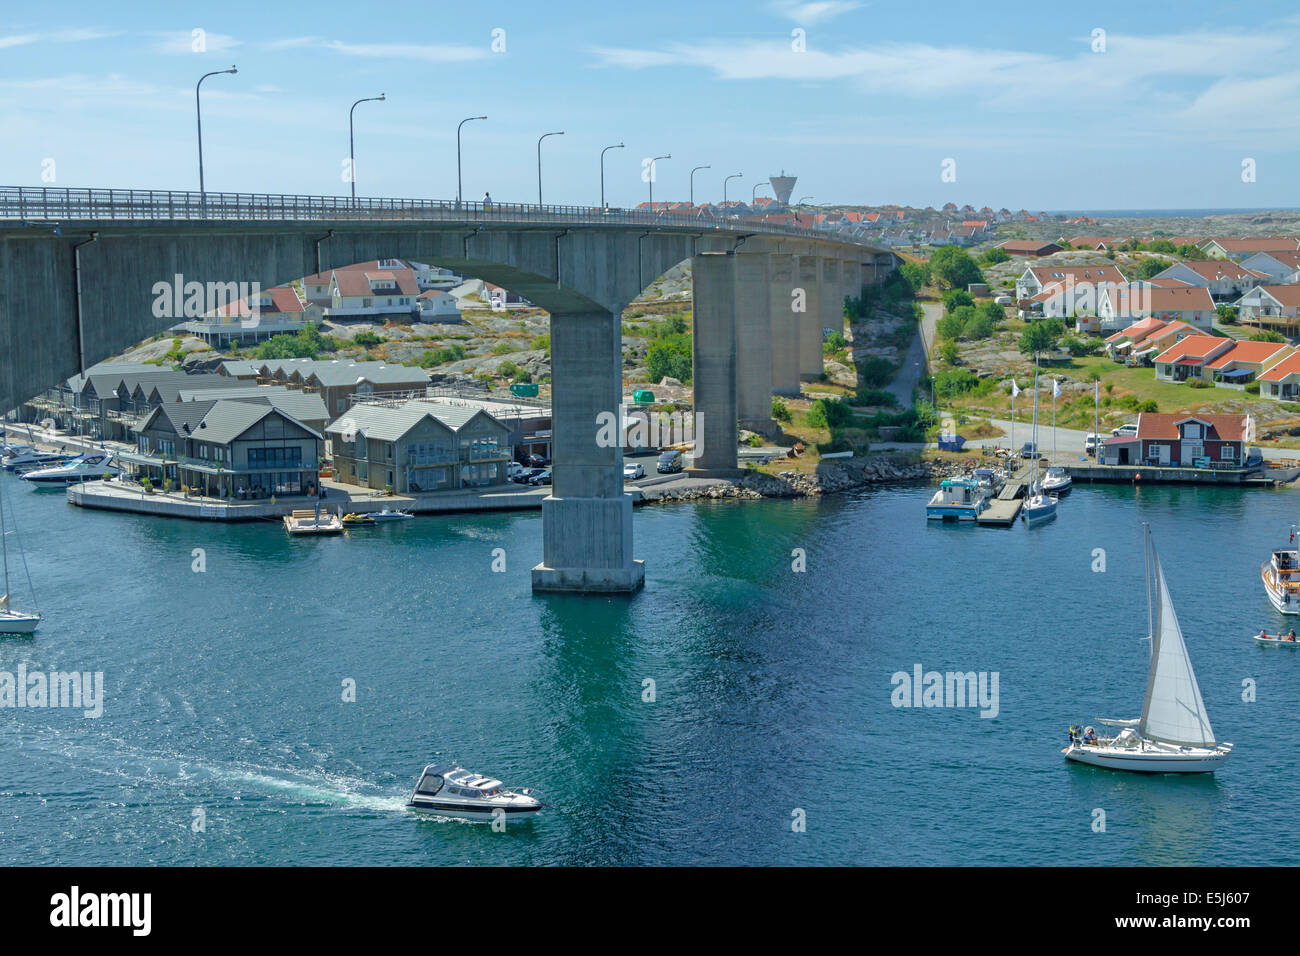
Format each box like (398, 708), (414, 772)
(0, 219), (895, 593)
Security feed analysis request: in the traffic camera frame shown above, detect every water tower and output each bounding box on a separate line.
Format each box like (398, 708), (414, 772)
(769, 171), (797, 206)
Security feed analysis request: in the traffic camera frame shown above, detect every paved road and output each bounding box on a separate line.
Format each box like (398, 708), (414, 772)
(882, 301), (938, 408)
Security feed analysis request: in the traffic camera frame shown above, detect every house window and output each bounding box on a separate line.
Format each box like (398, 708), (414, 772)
(1221, 445), (1234, 460)
(1184, 423), (1201, 439)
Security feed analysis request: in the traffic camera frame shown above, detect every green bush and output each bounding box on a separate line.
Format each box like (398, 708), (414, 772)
(253, 323), (340, 360)
(963, 313), (995, 340)
(858, 357), (895, 388)
(824, 330), (848, 353)
(928, 246), (984, 290)
(851, 387), (898, 407)
(1188, 377), (1211, 389)
(1249, 329), (1285, 342)
(943, 289), (975, 313)
(418, 344), (467, 367)
(939, 341), (960, 365)
(646, 332), (692, 384)
(898, 262), (930, 293)
(498, 360), (519, 378)
(1246, 380), (1261, 395)
(805, 398), (852, 430)
(353, 330), (383, 347)
(771, 396), (791, 422)
(490, 341), (516, 355)
(512, 368), (532, 384)
(978, 246), (1011, 265)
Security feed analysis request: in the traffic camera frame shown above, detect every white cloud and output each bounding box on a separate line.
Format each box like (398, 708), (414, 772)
(769, 1), (864, 24)
(152, 30), (242, 55)
(0, 34), (39, 49)
(321, 40), (488, 62)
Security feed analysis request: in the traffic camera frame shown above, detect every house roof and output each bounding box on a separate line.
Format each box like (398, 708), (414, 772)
(1158, 259), (1263, 281)
(1028, 264), (1127, 286)
(1137, 412), (1248, 442)
(1106, 317), (1166, 344)
(1204, 340), (1292, 369)
(996, 240), (1062, 255)
(324, 400), (498, 442)
(1245, 251), (1300, 271)
(333, 267), (419, 298)
(1205, 237), (1300, 253)
(1153, 334), (1233, 364)
(1106, 285), (1215, 314)
(305, 361), (427, 388)
(1253, 285), (1300, 309)
(191, 400), (323, 445)
(1260, 351), (1300, 382)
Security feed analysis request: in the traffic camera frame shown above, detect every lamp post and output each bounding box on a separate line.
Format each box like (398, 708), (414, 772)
(648, 154), (670, 206)
(798, 195), (814, 205)
(752, 182), (770, 205)
(723, 173), (742, 207)
(348, 94), (385, 202)
(537, 131), (564, 205)
(600, 142), (624, 208)
(457, 115), (487, 206)
(689, 164), (710, 206)
(196, 65), (237, 218)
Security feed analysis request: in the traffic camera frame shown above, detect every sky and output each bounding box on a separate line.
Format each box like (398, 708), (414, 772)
(2, 0), (1298, 211)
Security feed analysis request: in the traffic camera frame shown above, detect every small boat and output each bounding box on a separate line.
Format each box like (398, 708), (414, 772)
(1021, 485), (1058, 524)
(19, 451), (118, 485)
(1262, 536), (1300, 615)
(4, 450), (70, 471)
(371, 508), (413, 522)
(1041, 466), (1072, 495)
(340, 512), (375, 526)
(407, 763), (542, 822)
(0, 464), (40, 634)
(283, 506), (344, 535)
(1063, 524), (1232, 773)
(926, 477), (989, 521)
(1252, 631), (1300, 646)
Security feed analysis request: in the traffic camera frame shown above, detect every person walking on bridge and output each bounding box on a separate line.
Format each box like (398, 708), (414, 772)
(482, 191), (492, 211)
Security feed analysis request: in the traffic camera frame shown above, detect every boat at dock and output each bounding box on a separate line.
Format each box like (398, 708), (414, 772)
(283, 505), (344, 535)
(1262, 531), (1300, 614)
(371, 508), (413, 522)
(1041, 466), (1072, 495)
(1063, 524), (1232, 774)
(19, 451), (118, 485)
(407, 763), (542, 822)
(0, 461), (41, 634)
(926, 477), (990, 521)
(4, 449), (70, 471)
(1021, 355), (1058, 525)
(341, 512), (375, 526)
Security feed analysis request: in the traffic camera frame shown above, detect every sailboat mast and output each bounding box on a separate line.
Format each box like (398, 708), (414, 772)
(1031, 353), (1040, 484)
(1144, 523), (1153, 649)
(0, 467), (10, 597)
(1052, 376), (1057, 463)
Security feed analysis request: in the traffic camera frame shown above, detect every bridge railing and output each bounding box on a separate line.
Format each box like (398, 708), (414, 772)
(0, 185), (887, 249)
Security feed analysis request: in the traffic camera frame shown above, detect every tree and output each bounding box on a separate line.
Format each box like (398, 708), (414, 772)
(899, 261), (930, 293)
(1249, 329), (1286, 343)
(929, 246), (984, 290)
(939, 341), (960, 365)
(646, 332), (692, 383)
(1018, 318), (1063, 356)
(1135, 258), (1167, 279)
(1216, 304), (1239, 325)
(978, 246), (1011, 266)
(937, 311), (966, 341)
(963, 312), (995, 340)
(942, 289), (975, 313)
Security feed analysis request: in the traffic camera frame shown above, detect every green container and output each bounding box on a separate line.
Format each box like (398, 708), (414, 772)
(632, 389), (655, 404)
(510, 383), (539, 398)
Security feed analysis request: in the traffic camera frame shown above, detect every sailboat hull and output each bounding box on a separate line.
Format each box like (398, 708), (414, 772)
(0, 610), (40, 634)
(1063, 743), (1230, 774)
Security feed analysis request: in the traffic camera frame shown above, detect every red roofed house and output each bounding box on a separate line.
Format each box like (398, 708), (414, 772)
(1105, 317), (1166, 360)
(1121, 412), (1254, 468)
(1203, 339), (1293, 386)
(1098, 285), (1216, 334)
(1239, 251), (1300, 283)
(187, 284), (309, 347)
(1153, 334), (1235, 383)
(1128, 320), (1194, 365)
(1258, 351), (1300, 401)
(1235, 285), (1300, 335)
(327, 261), (421, 321)
(1202, 237), (1300, 261)
(996, 240), (1063, 258)
(1151, 260), (1267, 299)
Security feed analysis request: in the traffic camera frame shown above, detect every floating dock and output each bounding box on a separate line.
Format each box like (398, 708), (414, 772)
(979, 480), (1025, 525)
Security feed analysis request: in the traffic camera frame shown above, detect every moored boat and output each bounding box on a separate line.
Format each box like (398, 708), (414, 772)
(19, 451), (118, 485)
(341, 512), (375, 526)
(0, 464), (40, 634)
(926, 477), (989, 521)
(371, 508), (414, 522)
(407, 763), (542, 822)
(1063, 524), (1232, 773)
(1041, 466), (1072, 495)
(1262, 538), (1300, 615)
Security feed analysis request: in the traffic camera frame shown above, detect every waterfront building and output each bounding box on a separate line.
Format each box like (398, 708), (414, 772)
(1124, 412), (1253, 468)
(324, 401), (511, 494)
(125, 400), (324, 498)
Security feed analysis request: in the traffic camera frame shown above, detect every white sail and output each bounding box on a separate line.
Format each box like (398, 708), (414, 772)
(1138, 542), (1215, 747)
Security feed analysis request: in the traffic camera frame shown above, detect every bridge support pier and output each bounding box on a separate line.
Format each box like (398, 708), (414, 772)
(770, 254), (801, 397)
(688, 252), (742, 477)
(736, 253), (777, 438)
(531, 310), (644, 594)
(798, 256), (823, 381)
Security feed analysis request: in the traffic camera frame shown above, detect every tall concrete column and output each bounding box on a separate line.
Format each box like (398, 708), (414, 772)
(736, 253), (776, 437)
(770, 254), (801, 396)
(689, 252), (741, 477)
(532, 309), (644, 593)
(842, 259), (863, 303)
(797, 255), (823, 381)
(820, 257), (843, 354)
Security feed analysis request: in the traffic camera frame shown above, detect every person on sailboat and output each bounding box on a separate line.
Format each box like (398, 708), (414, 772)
(1083, 727), (1097, 745)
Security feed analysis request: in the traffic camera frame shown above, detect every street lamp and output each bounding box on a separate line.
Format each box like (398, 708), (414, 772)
(537, 131), (564, 205)
(689, 164), (711, 206)
(752, 182), (770, 204)
(798, 195), (814, 205)
(457, 115), (487, 206)
(348, 94), (385, 202)
(723, 173), (742, 206)
(648, 154), (670, 206)
(196, 65), (237, 218)
(600, 142), (624, 209)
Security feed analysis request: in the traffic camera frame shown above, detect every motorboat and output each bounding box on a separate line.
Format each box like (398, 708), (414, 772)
(19, 451), (117, 485)
(1041, 466), (1072, 495)
(340, 512), (375, 526)
(370, 508), (413, 522)
(925, 477), (989, 520)
(1252, 631), (1300, 647)
(283, 506), (344, 535)
(1063, 524), (1232, 773)
(4, 449), (70, 471)
(407, 764), (542, 822)
(1262, 538), (1300, 614)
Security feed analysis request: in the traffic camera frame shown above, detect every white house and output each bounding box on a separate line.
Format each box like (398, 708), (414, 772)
(1098, 286), (1216, 334)
(1150, 260), (1267, 299)
(1015, 264), (1127, 301)
(1235, 285), (1300, 333)
(1239, 251), (1300, 284)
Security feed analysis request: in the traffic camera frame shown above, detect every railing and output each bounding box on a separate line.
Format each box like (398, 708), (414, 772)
(0, 185), (886, 249)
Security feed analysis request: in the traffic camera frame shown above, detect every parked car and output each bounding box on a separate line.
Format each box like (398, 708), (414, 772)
(1019, 441), (1038, 459)
(994, 295), (1012, 306)
(527, 454), (550, 468)
(514, 467), (545, 484)
(528, 469), (552, 486)
(1111, 423), (1138, 437)
(1084, 433), (1103, 456)
(507, 462), (525, 480)
(657, 449), (684, 473)
(623, 462), (645, 480)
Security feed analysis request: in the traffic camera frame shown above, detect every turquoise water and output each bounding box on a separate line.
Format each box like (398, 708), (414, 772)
(2, 475), (1298, 865)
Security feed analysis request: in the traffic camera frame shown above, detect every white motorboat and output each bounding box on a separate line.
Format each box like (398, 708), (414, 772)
(19, 451), (118, 485)
(0, 464), (40, 634)
(1041, 466), (1072, 495)
(1252, 631), (1300, 647)
(1063, 524), (1232, 773)
(371, 508), (414, 522)
(4, 449), (70, 471)
(1261, 533), (1300, 614)
(926, 477), (989, 520)
(407, 764), (542, 822)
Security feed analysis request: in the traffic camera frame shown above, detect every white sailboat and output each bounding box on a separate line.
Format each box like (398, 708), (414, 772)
(0, 470), (41, 634)
(1063, 524), (1232, 773)
(1041, 375), (1072, 495)
(1021, 354), (1058, 524)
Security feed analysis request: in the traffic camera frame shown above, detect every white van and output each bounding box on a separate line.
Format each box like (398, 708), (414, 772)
(1110, 423), (1138, 437)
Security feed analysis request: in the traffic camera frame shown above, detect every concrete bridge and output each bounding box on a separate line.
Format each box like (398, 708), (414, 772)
(0, 186), (896, 593)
